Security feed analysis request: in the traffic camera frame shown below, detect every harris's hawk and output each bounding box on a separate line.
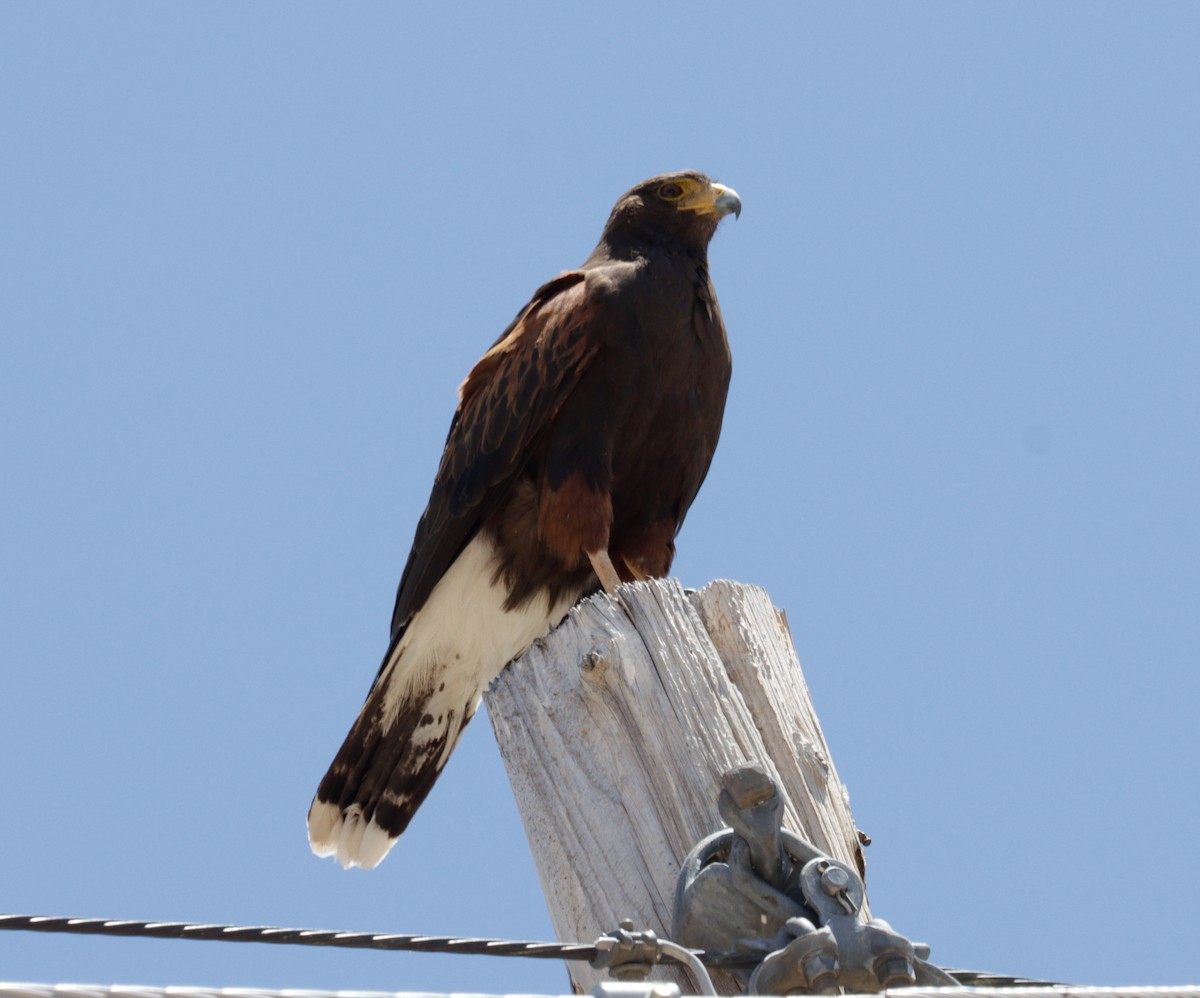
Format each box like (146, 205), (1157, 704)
(308, 171), (741, 868)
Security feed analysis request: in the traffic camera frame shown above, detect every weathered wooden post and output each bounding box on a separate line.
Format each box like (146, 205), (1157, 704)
(485, 578), (866, 994)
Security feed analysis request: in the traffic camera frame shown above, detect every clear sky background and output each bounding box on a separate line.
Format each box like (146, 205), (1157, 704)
(2, 2), (1198, 992)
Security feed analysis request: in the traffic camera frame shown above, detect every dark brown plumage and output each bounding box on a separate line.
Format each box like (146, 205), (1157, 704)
(308, 171), (740, 868)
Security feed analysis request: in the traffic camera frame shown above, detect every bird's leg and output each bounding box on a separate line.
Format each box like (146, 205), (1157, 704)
(587, 548), (623, 595)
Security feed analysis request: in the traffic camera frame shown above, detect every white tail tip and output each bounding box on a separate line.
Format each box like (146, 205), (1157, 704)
(307, 799), (397, 870)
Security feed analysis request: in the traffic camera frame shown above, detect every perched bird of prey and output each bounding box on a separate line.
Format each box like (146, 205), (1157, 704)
(308, 171), (741, 869)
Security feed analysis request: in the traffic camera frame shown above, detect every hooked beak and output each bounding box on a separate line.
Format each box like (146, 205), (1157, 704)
(711, 182), (742, 219)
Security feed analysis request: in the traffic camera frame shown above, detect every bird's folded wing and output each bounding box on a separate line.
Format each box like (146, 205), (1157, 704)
(387, 270), (606, 644)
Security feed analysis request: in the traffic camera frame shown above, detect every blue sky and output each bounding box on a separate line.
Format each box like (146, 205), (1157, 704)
(2, 2), (1198, 991)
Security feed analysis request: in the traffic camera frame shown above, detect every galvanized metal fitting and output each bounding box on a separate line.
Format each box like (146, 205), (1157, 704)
(592, 921), (718, 997)
(672, 764), (958, 994)
(592, 920), (662, 981)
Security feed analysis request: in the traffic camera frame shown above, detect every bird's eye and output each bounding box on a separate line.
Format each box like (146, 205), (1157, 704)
(658, 182), (685, 200)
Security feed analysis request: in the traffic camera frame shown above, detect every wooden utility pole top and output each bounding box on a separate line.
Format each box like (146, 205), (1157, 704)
(485, 578), (865, 994)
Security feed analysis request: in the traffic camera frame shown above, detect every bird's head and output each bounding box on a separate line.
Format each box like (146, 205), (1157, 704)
(600, 171), (741, 255)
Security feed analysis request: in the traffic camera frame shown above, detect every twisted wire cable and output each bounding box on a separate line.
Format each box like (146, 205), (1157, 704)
(0, 914), (597, 964)
(0, 911), (1063, 986)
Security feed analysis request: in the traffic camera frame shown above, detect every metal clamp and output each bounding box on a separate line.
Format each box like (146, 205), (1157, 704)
(592, 921), (663, 982)
(592, 920), (718, 996)
(673, 765), (957, 994)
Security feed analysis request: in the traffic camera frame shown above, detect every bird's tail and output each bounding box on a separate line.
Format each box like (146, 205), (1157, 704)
(307, 532), (574, 869)
(307, 647), (480, 869)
